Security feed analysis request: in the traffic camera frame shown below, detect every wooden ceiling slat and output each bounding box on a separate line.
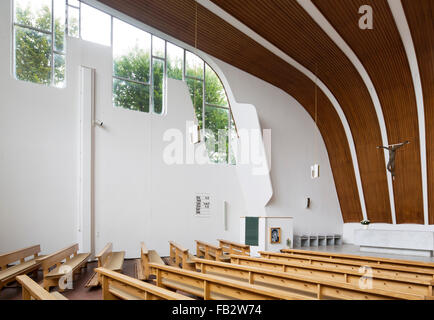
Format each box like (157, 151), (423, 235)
(314, 0), (424, 224)
(210, 0), (390, 223)
(98, 0), (363, 221)
(402, 0), (434, 225)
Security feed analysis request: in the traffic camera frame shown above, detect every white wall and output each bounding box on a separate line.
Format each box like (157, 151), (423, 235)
(214, 59), (344, 236)
(0, 0), (78, 254)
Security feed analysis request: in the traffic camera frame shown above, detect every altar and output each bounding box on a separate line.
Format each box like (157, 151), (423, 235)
(354, 229), (434, 257)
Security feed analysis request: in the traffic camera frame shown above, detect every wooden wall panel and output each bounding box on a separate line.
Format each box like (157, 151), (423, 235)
(98, 0), (363, 222)
(402, 0), (434, 224)
(210, 0), (390, 222)
(314, 0), (424, 224)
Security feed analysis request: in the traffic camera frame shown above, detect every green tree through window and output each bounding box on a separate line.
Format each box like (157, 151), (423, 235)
(14, 1), (66, 87)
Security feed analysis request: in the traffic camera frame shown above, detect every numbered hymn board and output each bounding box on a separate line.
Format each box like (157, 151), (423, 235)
(195, 193), (211, 216)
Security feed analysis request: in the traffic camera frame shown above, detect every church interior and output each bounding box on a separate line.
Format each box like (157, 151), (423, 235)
(1, 0), (434, 302)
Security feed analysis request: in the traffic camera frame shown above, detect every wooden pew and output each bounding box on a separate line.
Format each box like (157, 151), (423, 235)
(168, 241), (196, 271)
(281, 248), (434, 273)
(37, 244), (90, 291)
(195, 258), (431, 300)
(85, 242), (125, 287)
(195, 240), (229, 262)
(95, 267), (193, 300)
(149, 263), (316, 300)
(0, 245), (43, 290)
(259, 250), (434, 281)
(16, 275), (67, 300)
(231, 255), (434, 296)
(135, 242), (165, 280)
(218, 239), (250, 256)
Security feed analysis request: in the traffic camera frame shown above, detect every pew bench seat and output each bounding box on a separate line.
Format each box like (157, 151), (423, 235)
(38, 244), (90, 291)
(0, 245), (44, 289)
(104, 251), (125, 272)
(85, 243), (125, 288)
(97, 267), (193, 300)
(135, 243), (165, 281)
(16, 275), (67, 300)
(0, 258), (42, 284)
(45, 253), (90, 278)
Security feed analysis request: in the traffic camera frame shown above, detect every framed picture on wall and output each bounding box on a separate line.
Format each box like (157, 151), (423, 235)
(270, 227), (281, 244)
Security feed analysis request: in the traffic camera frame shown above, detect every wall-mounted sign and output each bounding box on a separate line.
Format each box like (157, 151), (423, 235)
(195, 193), (211, 216)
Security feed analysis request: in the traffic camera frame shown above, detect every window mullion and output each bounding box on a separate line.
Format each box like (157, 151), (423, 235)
(150, 36), (154, 114)
(202, 61), (205, 136)
(51, 0), (55, 86)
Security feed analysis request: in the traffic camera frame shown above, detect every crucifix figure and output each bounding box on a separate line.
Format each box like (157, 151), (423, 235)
(377, 141), (410, 180)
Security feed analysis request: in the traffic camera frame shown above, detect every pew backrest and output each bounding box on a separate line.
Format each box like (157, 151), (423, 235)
(231, 254), (434, 296)
(195, 240), (224, 261)
(280, 248), (434, 272)
(95, 243), (113, 268)
(195, 258), (431, 300)
(259, 251), (434, 280)
(0, 245), (41, 270)
(37, 244), (79, 273)
(96, 267), (193, 300)
(218, 239), (250, 256)
(16, 275), (66, 300)
(149, 262), (315, 300)
(169, 241), (195, 270)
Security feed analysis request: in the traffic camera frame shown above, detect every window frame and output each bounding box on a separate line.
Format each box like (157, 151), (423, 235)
(13, 0), (67, 88)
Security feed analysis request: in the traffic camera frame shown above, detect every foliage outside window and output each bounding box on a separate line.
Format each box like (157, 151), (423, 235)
(14, 0), (66, 87)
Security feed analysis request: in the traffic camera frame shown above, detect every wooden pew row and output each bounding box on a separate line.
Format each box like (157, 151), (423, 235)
(0, 245), (44, 290)
(37, 244), (90, 291)
(218, 239), (250, 256)
(231, 255), (434, 296)
(281, 248), (434, 273)
(168, 241), (196, 271)
(135, 242), (165, 280)
(16, 275), (67, 300)
(259, 251), (434, 281)
(195, 258), (431, 300)
(149, 263), (315, 300)
(195, 240), (230, 262)
(85, 242), (125, 287)
(96, 267), (192, 300)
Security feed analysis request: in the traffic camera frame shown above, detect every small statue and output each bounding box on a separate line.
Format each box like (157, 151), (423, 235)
(377, 141), (410, 180)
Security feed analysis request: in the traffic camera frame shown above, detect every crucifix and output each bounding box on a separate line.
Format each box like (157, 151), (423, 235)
(377, 141), (410, 180)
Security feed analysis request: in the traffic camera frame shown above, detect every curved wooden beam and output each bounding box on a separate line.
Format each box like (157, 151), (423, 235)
(313, 0), (424, 224)
(402, 0), (434, 225)
(208, 0), (390, 222)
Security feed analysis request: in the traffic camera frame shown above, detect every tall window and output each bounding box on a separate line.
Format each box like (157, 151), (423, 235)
(66, 0), (80, 38)
(185, 51), (204, 128)
(204, 64), (230, 163)
(112, 18), (151, 113)
(14, 0), (66, 87)
(81, 3), (111, 47)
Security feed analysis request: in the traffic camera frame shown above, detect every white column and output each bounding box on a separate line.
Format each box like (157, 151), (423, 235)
(78, 66), (95, 255)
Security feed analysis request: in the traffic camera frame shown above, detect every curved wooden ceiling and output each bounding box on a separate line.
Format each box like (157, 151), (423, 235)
(98, 0), (363, 222)
(209, 0), (390, 223)
(313, 0), (423, 224)
(402, 0), (434, 224)
(97, 0), (432, 225)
